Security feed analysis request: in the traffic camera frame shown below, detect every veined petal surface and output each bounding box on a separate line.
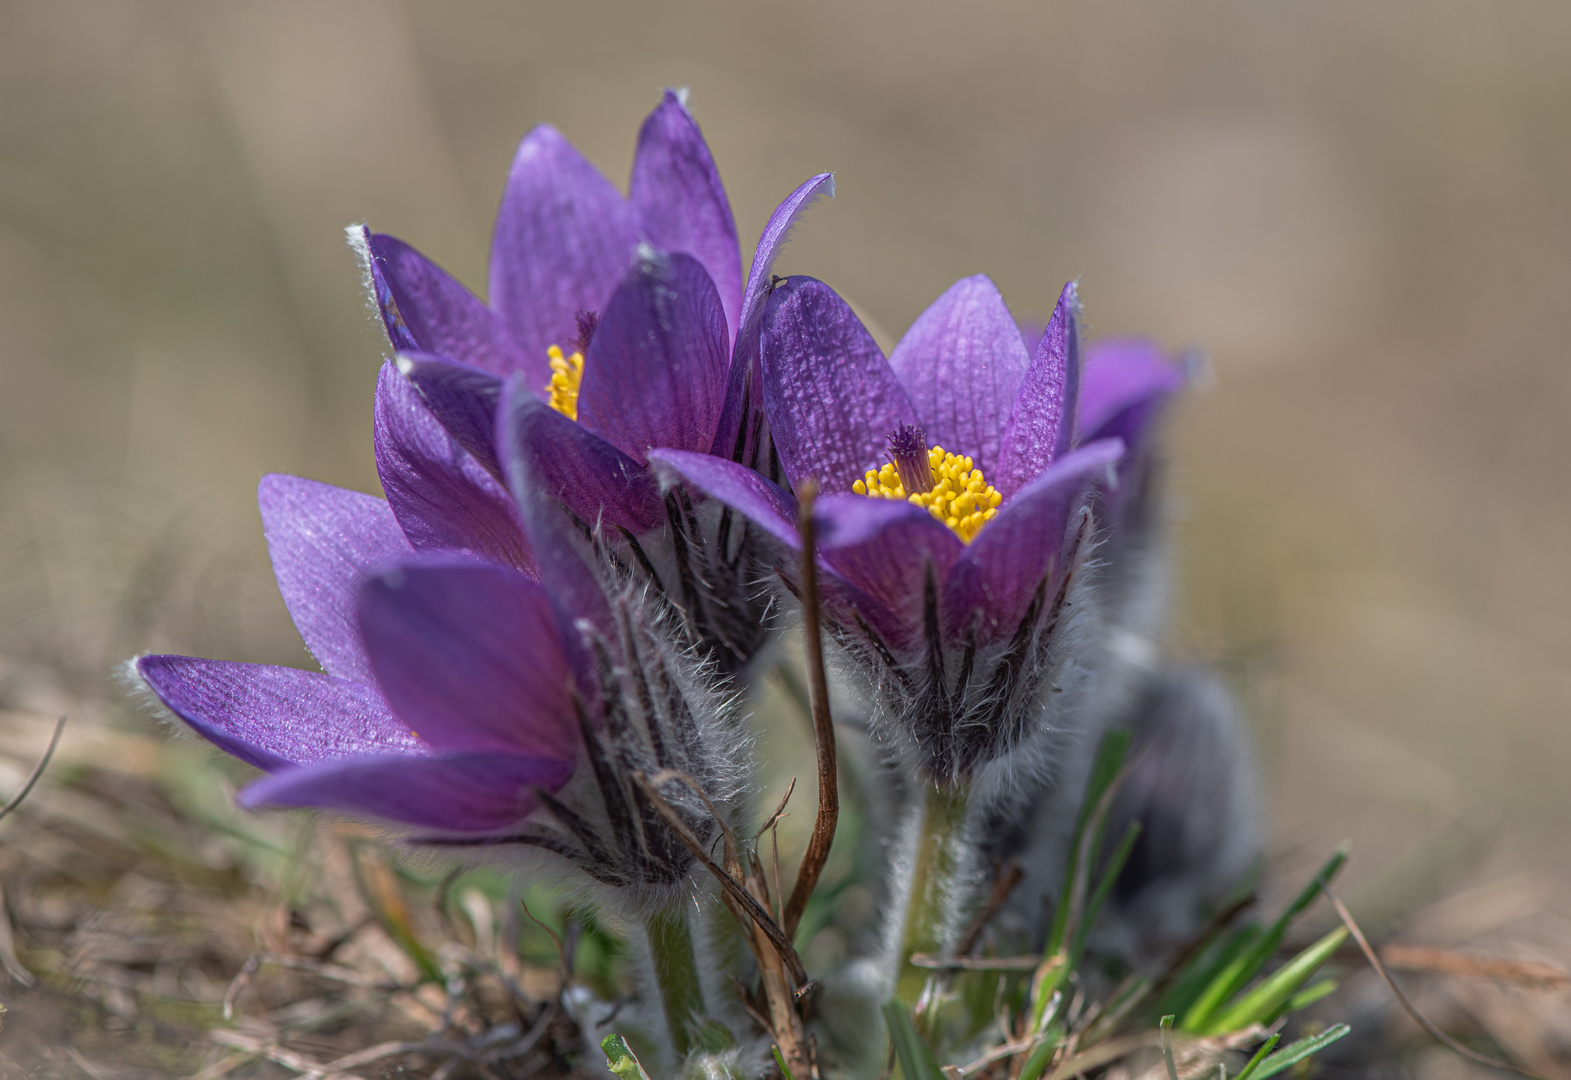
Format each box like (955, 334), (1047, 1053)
(138, 656), (417, 772)
(489, 125), (639, 383)
(888, 274), (1030, 477)
(629, 91), (742, 342)
(374, 363), (535, 574)
(995, 282), (1081, 497)
(258, 474), (412, 683)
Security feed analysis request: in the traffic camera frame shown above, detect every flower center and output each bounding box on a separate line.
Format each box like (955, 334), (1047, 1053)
(544, 310), (599, 421)
(852, 423), (1003, 543)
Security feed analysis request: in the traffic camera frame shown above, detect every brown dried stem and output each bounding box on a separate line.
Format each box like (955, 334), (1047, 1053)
(782, 479), (839, 940)
(0, 714), (66, 823)
(1321, 884), (1545, 1080)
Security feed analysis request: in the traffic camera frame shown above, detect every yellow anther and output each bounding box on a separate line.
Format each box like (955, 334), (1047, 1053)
(545, 344), (584, 420)
(856, 443), (1003, 543)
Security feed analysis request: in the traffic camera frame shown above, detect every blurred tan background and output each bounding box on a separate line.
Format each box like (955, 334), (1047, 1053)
(1, 0), (1568, 1021)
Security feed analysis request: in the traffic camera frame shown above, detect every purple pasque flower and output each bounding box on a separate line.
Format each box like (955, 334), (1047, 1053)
(135, 376), (741, 892)
(651, 275), (1128, 782)
(350, 91), (833, 673)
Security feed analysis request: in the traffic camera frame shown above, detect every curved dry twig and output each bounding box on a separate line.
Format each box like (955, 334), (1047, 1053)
(1322, 884), (1545, 1080)
(0, 715), (66, 824)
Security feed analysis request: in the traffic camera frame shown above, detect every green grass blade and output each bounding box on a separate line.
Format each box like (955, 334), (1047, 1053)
(1074, 820), (1142, 961)
(883, 999), (945, 1080)
(1159, 923), (1261, 1020)
(1231, 1034), (1281, 1080)
(772, 1044), (796, 1080)
(1181, 843), (1349, 1031)
(1250, 1023), (1351, 1080)
(1016, 1028), (1064, 1080)
(1158, 1015), (1180, 1080)
(1278, 977), (1338, 1018)
(1203, 926), (1348, 1034)
(602, 1033), (652, 1080)
(1045, 730), (1131, 957)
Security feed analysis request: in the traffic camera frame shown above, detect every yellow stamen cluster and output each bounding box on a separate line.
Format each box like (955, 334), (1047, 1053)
(853, 446), (1003, 543)
(545, 344), (584, 420)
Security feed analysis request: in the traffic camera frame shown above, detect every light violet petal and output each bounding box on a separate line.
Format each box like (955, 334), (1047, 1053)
(366, 232), (526, 376)
(712, 173), (836, 460)
(489, 125), (638, 378)
(240, 750), (574, 831)
(1077, 338), (1185, 447)
(499, 383), (663, 535)
(374, 363), (535, 574)
(629, 91), (742, 343)
(577, 249), (730, 463)
(396, 353), (505, 480)
(995, 281), (1081, 497)
(646, 448), (800, 551)
(944, 439), (1124, 645)
(888, 274), (1030, 477)
(761, 276), (916, 494)
(137, 655), (417, 772)
(358, 559), (579, 758)
(258, 474), (412, 683)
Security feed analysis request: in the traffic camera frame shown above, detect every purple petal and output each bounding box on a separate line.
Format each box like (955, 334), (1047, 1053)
(258, 474), (412, 683)
(577, 249), (730, 463)
(364, 231), (526, 376)
(395, 353), (505, 480)
(498, 376), (618, 641)
(761, 277), (916, 494)
(647, 448), (800, 551)
(137, 655), (417, 773)
(712, 174), (836, 460)
(814, 495), (963, 653)
(489, 125), (639, 381)
(944, 439), (1124, 644)
(629, 91), (742, 344)
(888, 275), (1030, 477)
(499, 381), (663, 535)
(374, 363), (535, 574)
(1077, 338), (1185, 447)
(358, 559), (580, 758)
(240, 750), (574, 831)
(995, 282), (1082, 497)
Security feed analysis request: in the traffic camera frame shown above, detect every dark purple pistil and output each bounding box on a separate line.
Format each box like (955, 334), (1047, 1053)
(573, 310), (600, 353)
(887, 423), (932, 495)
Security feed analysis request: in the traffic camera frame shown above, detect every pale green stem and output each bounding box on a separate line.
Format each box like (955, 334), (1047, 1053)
(895, 779), (972, 1005)
(645, 903), (706, 1059)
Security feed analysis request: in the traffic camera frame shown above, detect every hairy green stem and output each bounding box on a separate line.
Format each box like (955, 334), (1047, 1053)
(895, 780), (972, 1005)
(645, 903), (706, 1059)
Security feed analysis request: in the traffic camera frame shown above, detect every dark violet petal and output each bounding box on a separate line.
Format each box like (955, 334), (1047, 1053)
(814, 494), (962, 652)
(498, 376), (618, 642)
(358, 558), (579, 758)
(489, 125), (638, 375)
(1077, 338), (1185, 447)
(647, 448), (800, 551)
(944, 439), (1124, 645)
(374, 363), (535, 574)
(258, 474), (412, 683)
(629, 91), (743, 344)
(354, 224), (416, 351)
(365, 232), (526, 376)
(888, 274), (1030, 477)
(396, 353), (505, 480)
(761, 276), (916, 494)
(240, 750), (574, 831)
(499, 383), (662, 534)
(712, 173), (835, 460)
(137, 655), (418, 773)
(995, 281), (1082, 498)
(577, 249), (730, 463)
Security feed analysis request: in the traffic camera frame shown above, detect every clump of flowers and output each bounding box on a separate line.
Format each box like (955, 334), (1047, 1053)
(134, 91), (1357, 1080)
